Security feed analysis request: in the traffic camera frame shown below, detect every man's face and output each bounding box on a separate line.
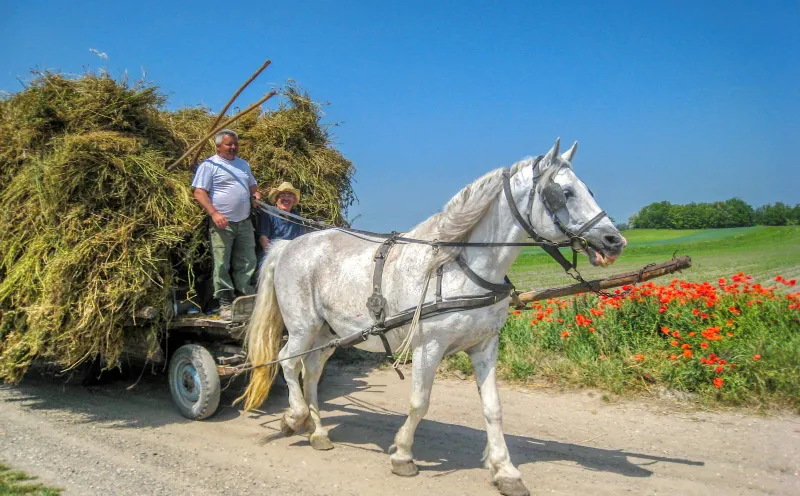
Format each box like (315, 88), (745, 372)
(216, 134), (238, 160)
(276, 192), (297, 212)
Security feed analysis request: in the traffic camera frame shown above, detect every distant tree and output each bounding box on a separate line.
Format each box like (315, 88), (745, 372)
(635, 201), (672, 228)
(627, 212), (638, 229)
(754, 202), (792, 226)
(720, 198), (754, 227)
(790, 204), (800, 225)
(616, 222), (629, 231)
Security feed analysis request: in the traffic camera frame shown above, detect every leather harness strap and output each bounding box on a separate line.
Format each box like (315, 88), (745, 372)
(502, 168), (575, 272)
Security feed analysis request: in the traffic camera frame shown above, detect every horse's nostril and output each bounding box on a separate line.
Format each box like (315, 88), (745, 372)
(603, 234), (623, 248)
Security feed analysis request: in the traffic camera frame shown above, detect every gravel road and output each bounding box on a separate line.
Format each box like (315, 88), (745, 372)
(1, 360), (798, 495)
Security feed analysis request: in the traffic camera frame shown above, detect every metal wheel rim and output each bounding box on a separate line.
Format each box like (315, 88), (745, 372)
(173, 358), (201, 405)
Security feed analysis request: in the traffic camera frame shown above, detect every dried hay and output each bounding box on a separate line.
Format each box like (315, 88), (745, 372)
(0, 72), (355, 382)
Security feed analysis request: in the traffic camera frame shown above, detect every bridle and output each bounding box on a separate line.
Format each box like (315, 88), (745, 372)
(502, 156), (609, 273)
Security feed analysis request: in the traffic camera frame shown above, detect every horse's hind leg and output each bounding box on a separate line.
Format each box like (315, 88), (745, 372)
(468, 335), (529, 496)
(301, 330), (336, 450)
(389, 338), (444, 477)
(278, 324), (321, 436)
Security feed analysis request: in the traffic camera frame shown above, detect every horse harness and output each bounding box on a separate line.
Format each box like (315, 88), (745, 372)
(363, 235), (514, 378)
(356, 157), (610, 377)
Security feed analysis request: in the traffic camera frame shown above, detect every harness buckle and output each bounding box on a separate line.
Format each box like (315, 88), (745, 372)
(570, 237), (589, 253)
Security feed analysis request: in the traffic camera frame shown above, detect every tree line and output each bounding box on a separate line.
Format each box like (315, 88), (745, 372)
(622, 199), (800, 230)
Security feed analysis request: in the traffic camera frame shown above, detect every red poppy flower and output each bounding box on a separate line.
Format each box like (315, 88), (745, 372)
(714, 366), (724, 373)
(561, 330), (570, 338)
(700, 342), (709, 349)
(634, 354), (644, 361)
(713, 377), (724, 388)
(682, 350), (693, 358)
(753, 354), (761, 361)
(669, 354), (677, 361)
(670, 340), (679, 347)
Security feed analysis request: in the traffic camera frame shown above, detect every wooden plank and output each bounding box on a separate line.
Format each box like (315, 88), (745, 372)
(514, 256), (692, 307)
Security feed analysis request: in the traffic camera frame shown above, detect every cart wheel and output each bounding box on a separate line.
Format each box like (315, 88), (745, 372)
(168, 344), (220, 420)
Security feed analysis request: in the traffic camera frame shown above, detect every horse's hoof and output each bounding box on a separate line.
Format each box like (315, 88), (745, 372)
(495, 477), (530, 496)
(391, 458), (419, 477)
(280, 417), (296, 437)
(310, 434), (334, 451)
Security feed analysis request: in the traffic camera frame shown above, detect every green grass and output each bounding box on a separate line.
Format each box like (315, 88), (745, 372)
(0, 464), (61, 495)
(509, 226), (800, 290)
(442, 227), (800, 410)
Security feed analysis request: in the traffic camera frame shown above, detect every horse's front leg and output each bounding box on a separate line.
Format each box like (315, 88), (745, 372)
(468, 335), (529, 496)
(389, 338), (443, 477)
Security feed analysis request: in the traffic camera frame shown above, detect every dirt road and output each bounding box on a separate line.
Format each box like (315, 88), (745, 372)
(1, 359), (798, 496)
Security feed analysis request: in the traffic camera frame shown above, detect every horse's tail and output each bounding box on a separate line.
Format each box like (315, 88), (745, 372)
(236, 240), (291, 411)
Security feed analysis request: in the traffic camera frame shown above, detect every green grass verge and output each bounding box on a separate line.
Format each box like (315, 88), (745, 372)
(0, 464), (61, 495)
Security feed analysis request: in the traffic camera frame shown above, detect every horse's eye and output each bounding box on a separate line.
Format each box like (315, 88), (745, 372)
(564, 189), (573, 199)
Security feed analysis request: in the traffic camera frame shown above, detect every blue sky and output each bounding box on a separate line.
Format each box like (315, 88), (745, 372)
(2, 1), (797, 231)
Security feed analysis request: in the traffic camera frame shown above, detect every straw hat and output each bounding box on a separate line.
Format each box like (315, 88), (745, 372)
(268, 181), (301, 204)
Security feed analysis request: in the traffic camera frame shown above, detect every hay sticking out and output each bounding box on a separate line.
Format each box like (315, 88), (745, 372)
(0, 72), (355, 382)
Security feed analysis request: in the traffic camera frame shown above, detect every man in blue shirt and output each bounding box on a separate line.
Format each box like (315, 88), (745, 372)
(257, 182), (306, 268)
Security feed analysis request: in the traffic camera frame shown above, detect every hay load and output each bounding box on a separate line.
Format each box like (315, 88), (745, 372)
(0, 71), (355, 382)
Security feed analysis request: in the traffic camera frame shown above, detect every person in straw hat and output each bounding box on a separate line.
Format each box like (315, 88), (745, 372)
(256, 181), (306, 268)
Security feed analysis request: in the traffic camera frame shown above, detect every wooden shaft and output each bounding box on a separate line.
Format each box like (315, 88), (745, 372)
(189, 59), (272, 165)
(167, 91), (277, 171)
(514, 256), (692, 306)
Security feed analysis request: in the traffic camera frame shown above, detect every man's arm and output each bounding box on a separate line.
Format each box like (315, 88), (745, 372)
(258, 235), (270, 251)
(193, 188), (228, 229)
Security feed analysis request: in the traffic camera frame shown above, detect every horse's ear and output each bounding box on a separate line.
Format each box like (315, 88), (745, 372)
(544, 138), (561, 163)
(561, 141), (578, 163)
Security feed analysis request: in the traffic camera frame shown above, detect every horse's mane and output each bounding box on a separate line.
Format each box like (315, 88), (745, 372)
(406, 157), (535, 274)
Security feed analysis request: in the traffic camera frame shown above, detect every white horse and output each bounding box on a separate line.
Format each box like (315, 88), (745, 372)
(239, 138), (626, 496)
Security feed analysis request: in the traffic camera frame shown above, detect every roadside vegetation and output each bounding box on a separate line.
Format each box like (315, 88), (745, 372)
(446, 227), (800, 410)
(0, 463), (61, 495)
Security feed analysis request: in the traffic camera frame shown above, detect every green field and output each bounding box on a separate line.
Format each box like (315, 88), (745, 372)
(509, 226), (800, 291)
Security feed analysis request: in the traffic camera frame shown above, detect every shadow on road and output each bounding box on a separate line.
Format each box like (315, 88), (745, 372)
(242, 370), (704, 480)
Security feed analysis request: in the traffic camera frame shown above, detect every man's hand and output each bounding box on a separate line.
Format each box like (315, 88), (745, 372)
(211, 211), (229, 229)
(251, 192), (262, 209)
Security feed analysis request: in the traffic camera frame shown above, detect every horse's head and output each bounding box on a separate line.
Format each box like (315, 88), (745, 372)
(527, 138), (626, 267)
